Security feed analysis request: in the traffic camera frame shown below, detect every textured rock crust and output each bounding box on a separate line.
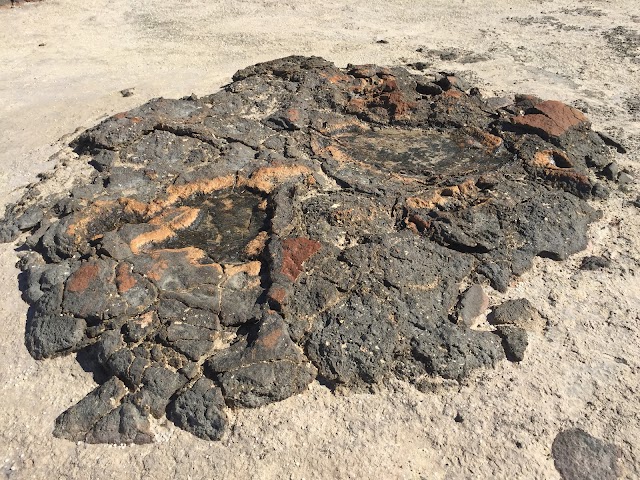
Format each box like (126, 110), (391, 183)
(0, 56), (615, 443)
(552, 429), (622, 480)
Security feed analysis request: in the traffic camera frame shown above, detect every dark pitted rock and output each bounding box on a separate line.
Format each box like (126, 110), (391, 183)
(552, 428), (622, 480)
(495, 325), (528, 362)
(26, 315), (87, 359)
(167, 378), (227, 441)
(0, 56), (617, 443)
(580, 255), (611, 271)
(411, 324), (505, 380)
(488, 298), (543, 332)
(85, 403), (153, 445)
(53, 377), (128, 442)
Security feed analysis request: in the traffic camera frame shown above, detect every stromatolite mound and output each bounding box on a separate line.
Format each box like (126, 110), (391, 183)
(0, 56), (617, 443)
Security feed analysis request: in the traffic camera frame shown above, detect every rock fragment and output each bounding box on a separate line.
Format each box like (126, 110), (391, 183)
(53, 377), (129, 441)
(580, 255), (611, 271)
(456, 284), (489, 326)
(488, 298), (543, 332)
(552, 429), (622, 480)
(495, 325), (528, 362)
(167, 378), (227, 441)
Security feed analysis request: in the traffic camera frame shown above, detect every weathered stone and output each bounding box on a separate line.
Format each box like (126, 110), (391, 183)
(0, 56), (616, 443)
(457, 284), (489, 326)
(26, 314), (87, 359)
(617, 171), (633, 185)
(53, 377), (128, 441)
(411, 324), (505, 380)
(580, 255), (611, 271)
(495, 325), (528, 362)
(218, 360), (316, 408)
(85, 402), (153, 445)
(601, 162), (620, 180)
(167, 378), (227, 440)
(511, 100), (589, 140)
(488, 298), (543, 332)
(130, 364), (189, 417)
(552, 429), (621, 480)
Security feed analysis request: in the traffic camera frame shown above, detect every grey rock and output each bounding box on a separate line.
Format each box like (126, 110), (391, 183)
(412, 324), (505, 380)
(618, 171), (633, 185)
(488, 298), (542, 332)
(457, 284), (489, 326)
(218, 360), (316, 408)
(495, 325), (528, 362)
(54, 377), (128, 441)
(552, 428), (621, 480)
(26, 314), (87, 359)
(85, 403), (153, 444)
(580, 255), (611, 271)
(602, 162), (619, 181)
(167, 378), (227, 440)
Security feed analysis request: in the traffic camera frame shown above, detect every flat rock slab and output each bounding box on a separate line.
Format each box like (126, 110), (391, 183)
(0, 56), (616, 443)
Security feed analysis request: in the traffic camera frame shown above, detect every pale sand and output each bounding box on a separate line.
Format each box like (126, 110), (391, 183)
(0, 1), (638, 478)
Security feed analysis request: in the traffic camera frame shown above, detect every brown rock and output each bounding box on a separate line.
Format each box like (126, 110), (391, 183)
(512, 100), (589, 139)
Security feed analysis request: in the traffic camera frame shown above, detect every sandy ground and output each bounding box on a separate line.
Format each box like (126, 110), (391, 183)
(0, 1), (639, 478)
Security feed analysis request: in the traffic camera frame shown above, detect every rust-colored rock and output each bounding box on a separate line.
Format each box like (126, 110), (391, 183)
(512, 99), (589, 139)
(281, 238), (322, 281)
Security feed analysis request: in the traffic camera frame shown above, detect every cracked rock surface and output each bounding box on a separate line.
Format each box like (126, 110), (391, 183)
(0, 56), (615, 443)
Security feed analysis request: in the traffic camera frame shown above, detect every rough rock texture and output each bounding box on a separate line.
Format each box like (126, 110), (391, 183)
(552, 428), (622, 480)
(0, 56), (615, 443)
(488, 298), (544, 332)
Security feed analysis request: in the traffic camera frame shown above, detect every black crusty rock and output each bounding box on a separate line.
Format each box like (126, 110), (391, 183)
(495, 325), (529, 362)
(0, 55), (617, 443)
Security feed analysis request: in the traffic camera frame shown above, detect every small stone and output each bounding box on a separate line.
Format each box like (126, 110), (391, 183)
(602, 162), (619, 181)
(454, 412), (464, 423)
(416, 81), (443, 96)
(633, 195), (640, 208)
(120, 88), (135, 97)
(16, 206), (44, 231)
(408, 61), (430, 71)
(552, 428), (621, 480)
(457, 284), (489, 326)
(488, 298), (543, 332)
(617, 171), (633, 185)
(54, 377), (128, 441)
(85, 403), (153, 444)
(591, 182), (610, 199)
(376, 39), (389, 44)
(167, 378), (227, 441)
(495, 325), (528, 362)
(485, 96), (514, 110)
(26, 315), (87, 359)
(580, 255), (611, 271)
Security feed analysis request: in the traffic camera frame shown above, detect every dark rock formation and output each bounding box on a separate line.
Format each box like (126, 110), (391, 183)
(0, 56), (617, 443)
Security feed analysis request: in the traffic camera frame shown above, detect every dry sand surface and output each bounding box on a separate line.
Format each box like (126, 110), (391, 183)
(1, 1), (639, 479)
